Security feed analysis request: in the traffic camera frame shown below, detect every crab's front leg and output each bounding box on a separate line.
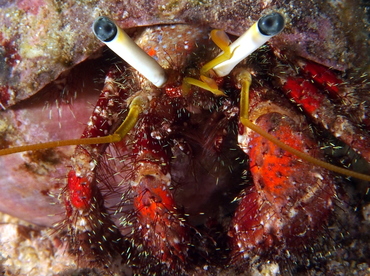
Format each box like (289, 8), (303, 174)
(230, 70), (336, 266)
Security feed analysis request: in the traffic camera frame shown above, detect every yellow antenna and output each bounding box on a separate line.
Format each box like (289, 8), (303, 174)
(0, 96), (144, 156)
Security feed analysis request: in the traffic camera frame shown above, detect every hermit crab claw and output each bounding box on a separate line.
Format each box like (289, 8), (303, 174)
(213, 12), (285, 77)
(93, 16), (168, 88)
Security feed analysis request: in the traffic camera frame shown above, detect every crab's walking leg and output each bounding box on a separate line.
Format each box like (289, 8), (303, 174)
(129, 116), (188, 269)
(58, 63), (140, 266)
(232, 70), (337, 263)
(280, 59), (370, 163)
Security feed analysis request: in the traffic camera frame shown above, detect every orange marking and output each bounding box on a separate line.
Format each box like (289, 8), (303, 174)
(147, 47), (157, 57)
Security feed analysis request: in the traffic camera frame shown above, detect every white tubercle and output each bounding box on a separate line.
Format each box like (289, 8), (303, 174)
(93, 17), (167, 88)
(213, 12), (285, 77)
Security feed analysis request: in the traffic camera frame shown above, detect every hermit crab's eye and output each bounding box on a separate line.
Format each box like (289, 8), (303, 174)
(93, 16), (117, 42)
(92, 16), (167, 87)
(213, 12), (285, 77)
(257, 12), (285, 36)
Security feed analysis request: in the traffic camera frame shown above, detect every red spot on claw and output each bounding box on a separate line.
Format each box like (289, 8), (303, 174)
(134, 174), (188, 265)
(67, 170), (92, 209)
(135, 184), (176, 221)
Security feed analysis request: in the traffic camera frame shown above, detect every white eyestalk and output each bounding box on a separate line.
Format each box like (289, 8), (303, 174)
(93, 16), (167, 87)
(213, 12), (285, 77)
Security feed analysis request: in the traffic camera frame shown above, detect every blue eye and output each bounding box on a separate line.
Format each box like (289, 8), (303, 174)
(258, 12), (285, 36)
(93, 16), (118, 42)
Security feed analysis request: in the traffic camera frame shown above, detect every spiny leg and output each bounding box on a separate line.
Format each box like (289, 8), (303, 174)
(94, 19), (189, 270)
(57, 64), (147, 268)
(129, 118), (189, 270)
(281, 59), (370, 163)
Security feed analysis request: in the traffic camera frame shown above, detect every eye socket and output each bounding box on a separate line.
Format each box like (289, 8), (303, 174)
(93, 16), (118, 42)
(257, 12), (285, 36)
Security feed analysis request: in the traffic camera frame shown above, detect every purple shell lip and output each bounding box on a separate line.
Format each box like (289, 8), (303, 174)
(0, 56), (106, 226)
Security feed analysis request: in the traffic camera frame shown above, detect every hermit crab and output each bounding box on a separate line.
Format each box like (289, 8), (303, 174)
(1, 1), (370, 275)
